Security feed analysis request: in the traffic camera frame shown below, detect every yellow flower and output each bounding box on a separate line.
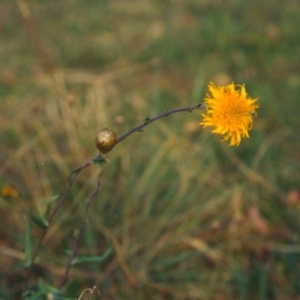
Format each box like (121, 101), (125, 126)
(1, 185), (19, 198)
(199, 82), (259, 146)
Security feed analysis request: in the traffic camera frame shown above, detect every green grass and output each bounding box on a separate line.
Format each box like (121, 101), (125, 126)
(1, 0), (300, 299)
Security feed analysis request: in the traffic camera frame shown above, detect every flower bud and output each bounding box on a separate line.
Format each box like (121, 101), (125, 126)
(95, 128), (116, 154)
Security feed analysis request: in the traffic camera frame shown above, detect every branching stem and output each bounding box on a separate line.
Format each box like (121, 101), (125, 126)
(59, 178), (102, 289)
(25, 103), (205, 286)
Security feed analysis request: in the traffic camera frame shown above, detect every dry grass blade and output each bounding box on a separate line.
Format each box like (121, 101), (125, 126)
(77, 286), (102, 300)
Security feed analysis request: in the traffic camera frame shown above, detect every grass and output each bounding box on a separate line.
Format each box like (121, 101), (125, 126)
(1, 0), (300, 299)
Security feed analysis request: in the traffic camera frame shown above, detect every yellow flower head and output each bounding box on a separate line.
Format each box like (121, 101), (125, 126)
(1, 185), (19, 198)
(200, 82), (259, 146)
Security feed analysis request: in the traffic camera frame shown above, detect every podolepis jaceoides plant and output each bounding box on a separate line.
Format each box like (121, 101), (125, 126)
(23, 82), (258, 299)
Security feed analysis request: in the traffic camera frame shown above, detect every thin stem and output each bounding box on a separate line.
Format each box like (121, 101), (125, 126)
(59, 178), (102, 289)
(115, 103), (205, 145)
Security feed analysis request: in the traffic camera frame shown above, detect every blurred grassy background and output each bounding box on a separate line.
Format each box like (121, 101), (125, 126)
(1, 0), (300, 299)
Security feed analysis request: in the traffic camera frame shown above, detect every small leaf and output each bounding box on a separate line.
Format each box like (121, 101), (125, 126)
(23, 216), (32, 268)
(37, 200), (48, 228)
(20, 197), (48, 229)
(38, 195), (59, 222)
(29, 211), (48, 229)
(22, 280), (67, 300)
(45, 194), (59, 218)
(72, 244), (113, 265)
(144, 117), (150, 125)
(38, 279), (61, 294)
(92, 157), (108, 165)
